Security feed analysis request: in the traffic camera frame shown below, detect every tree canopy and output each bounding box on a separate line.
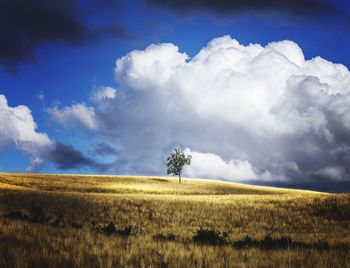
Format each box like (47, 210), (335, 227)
(166, 147), (191, 183)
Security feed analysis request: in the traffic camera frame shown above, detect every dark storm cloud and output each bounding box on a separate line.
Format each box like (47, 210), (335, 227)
(49, 143), (95, 170)
(92, 142), (119, 156)
(147, 0), (337, 16)
(49, 142), (116, 172)
(0, 0), (87, 64)
(249, 180), (350, 193)
(96, 24), (133, 40)
(0, 0), (126, 68)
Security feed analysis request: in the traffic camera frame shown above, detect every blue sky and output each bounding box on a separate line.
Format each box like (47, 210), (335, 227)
(1, 0), (350, 192)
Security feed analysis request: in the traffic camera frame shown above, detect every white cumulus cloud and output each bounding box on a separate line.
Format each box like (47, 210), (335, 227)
(116, 43), (188, 91)
(0, 94), (53, 168)
(50, 35), (350, 189)
(92, 86), (116, 102)
(48, 103), (98, 130)
(183, 148), (272, 181)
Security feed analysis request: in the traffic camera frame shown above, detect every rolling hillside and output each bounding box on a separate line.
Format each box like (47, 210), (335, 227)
(0, 173), (349, 267)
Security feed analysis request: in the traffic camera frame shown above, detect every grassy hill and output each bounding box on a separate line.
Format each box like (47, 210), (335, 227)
(0, 173), (349, 267)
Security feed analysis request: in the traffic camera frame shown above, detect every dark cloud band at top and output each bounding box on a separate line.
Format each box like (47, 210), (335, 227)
(0, 0), (126, 69)
(0, 0), (87, 63)
(147, 0), (337, 16)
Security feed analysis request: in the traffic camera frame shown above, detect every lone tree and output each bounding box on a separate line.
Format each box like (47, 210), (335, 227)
(166, 147), (192, 183)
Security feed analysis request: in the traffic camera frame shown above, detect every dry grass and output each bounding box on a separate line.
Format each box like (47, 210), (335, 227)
(0, 172), (349, 267)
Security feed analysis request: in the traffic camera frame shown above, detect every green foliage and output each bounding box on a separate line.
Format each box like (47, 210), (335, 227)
(166, 147), (191, 183)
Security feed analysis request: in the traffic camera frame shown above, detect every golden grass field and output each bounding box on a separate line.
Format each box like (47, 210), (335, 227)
(0, 172), (349, 267)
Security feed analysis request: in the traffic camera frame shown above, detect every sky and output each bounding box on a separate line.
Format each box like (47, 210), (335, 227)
(1, 0), (350, 192)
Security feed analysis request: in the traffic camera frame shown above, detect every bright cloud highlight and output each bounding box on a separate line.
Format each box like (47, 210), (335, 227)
(183, 148), (267, 181)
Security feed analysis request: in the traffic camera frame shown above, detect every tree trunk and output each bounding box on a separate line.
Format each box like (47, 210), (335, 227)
(179, 174), (181, 184)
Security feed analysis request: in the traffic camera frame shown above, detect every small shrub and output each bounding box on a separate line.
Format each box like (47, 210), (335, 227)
(312, 239), (330, 250)
(118, 226), (132, 236)
(95, 222), (132, 237)
(102, 222), (117, 235)
(153, 233), (176, 241)
(233, 235), (258, 249)
(71, 221), (83, 229)
(51, 218), (60, 227)
(5, 205), (46, 224)
(234, 235), (293, 249)
(192, 228), (229, 245)
(5, 210), (24, 220)
(233, 235), (331, 250)
(28, 205), (45, 223)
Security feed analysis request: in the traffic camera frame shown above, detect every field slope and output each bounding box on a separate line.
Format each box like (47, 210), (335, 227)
(0, 173), (349, 267)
